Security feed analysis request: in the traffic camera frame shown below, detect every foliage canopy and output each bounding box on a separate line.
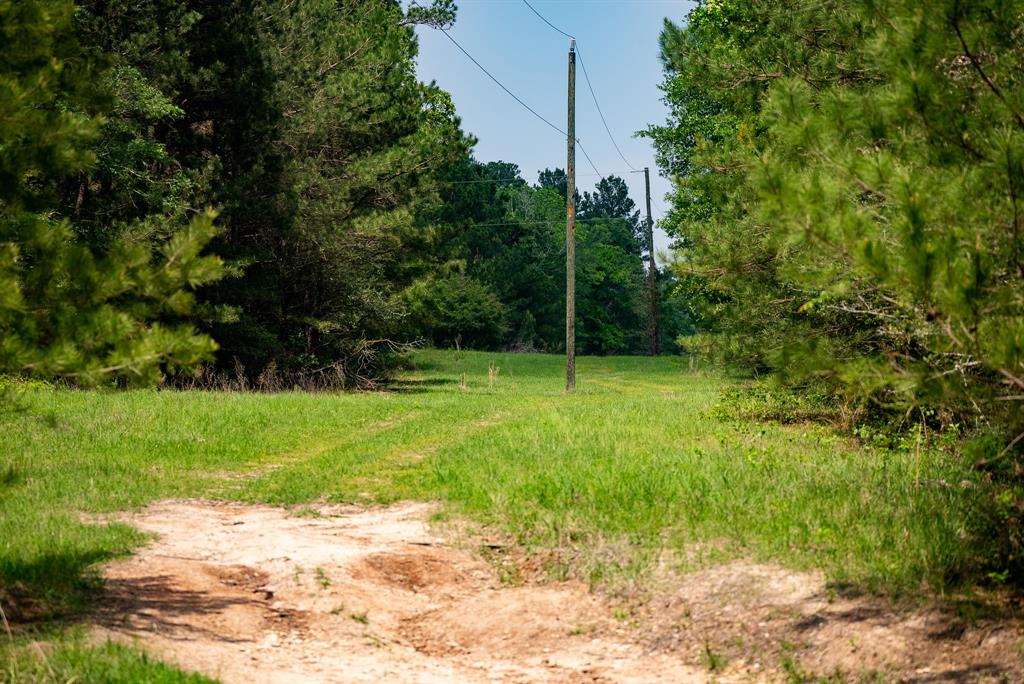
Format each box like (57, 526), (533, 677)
(646, 0), (1024, 442)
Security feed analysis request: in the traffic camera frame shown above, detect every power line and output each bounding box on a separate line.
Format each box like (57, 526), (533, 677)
(522, 0), (573, 39)
(576, 47), (639, 172)
(437, 28), (604, 179)
(521, 0), (638, 172)
(472, 221), (554, 227)
(471, 218), (622, 228)
(652, 196), (667, 216)
(439, 29), (564, 138)
(447, 177), (530, 185)
(576, 140), (604, 180)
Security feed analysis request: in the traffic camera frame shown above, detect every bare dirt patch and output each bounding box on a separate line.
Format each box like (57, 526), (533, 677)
(640, 559), (1024, 682)
(91, 500), (1023, 683)
(93, 500), (705, 683)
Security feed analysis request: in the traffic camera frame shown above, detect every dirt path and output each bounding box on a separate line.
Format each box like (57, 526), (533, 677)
(94, 500), (707, 683)
(93, 501), (1022, 683)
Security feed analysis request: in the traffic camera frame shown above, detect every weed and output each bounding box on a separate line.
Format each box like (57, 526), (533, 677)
(478, 541), (523, 585)
(710, 382), (836, 425)
(314, 567), (331, 589)
(782, 655), (810, 683)
(856, 672), (886, 684)
(497, 563), (522, 586)
(568, 623), (596, 636)
(701, 640), (727, 672)
(350, 611), (368, 625)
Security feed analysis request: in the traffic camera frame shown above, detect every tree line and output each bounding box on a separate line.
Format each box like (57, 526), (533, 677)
(2, 0), (683, 390)
(647, 0), (1024, 570)
(5, 0), (1019, 449)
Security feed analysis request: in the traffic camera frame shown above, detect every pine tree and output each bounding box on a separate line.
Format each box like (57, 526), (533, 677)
(648, 0), (1024, 579)
(755, 1), (1024, 432)
(166, 0), (470, 382)
(0, 0), (222, 386)
(648, 0), (1023, 441)
(410, 162), (652, 353)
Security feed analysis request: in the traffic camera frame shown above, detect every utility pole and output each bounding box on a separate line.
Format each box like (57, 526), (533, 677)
(565, 38), (577, 392)
(643, 167), (660, 356)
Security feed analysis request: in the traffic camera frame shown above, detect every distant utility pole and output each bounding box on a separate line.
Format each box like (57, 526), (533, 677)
(644, 167), (660, 356)
(565, 38), (577, 392)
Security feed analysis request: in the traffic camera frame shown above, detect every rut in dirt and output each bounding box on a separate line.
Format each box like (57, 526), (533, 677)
(92, 500), (1023, 683)
(94, 500), (703, 684)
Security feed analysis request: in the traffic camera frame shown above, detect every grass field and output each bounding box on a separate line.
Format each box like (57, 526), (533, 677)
(0, 351), (995, 679)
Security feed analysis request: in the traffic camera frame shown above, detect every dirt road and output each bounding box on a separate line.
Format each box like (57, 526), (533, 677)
(94, 501), (1021, 683)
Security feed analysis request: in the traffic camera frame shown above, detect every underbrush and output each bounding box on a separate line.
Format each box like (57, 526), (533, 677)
(169, 341), (416, 392)
(711, 380), (1024, 591)
(708, 381), (838, 425)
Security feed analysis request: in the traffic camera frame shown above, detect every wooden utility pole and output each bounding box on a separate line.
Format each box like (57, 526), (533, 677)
(643, 167), (660, 355)
(565, 38), (577, 392)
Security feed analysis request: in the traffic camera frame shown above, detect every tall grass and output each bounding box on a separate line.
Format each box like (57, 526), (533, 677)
(0, 350), (995, 621)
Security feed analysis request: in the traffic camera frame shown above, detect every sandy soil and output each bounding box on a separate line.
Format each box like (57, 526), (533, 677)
(95, 500), (707, 683)
(93, 501), (1022, 683)
(641, 560), (1022, 681)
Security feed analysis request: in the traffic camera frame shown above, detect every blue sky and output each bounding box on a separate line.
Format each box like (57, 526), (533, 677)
(409, 0), (694, 251)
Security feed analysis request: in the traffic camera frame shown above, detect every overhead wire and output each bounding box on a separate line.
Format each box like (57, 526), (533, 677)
(575, 47), (639, 172)
(575, 141), (605, 180)
(522, 0), (573, 39)
(470, 218), (608, 228)
(447, 177), (531, 185)
(438, 29), (564, 138)
(437, 28), (604, 179)
(651, 196), (668, 222)
(522, 0), (639, 172)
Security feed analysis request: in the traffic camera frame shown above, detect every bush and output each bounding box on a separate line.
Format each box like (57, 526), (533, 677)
(403, 275), (507, 349)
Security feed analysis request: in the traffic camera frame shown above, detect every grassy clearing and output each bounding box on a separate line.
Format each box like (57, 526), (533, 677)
(0, 351), (998, 677)
(1, 351), (992, 600)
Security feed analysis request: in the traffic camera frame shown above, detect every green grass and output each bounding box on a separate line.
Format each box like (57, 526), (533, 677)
(0, 351), (997, 678)
(2, 630), (216, 683)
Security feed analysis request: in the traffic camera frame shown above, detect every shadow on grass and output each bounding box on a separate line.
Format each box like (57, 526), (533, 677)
(1, 550), (112, 624)
(1, 516), (144, 627)
(0, 463), (20, 488)
(385, 377), (456, 394)
(3, 553), (267, 643)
